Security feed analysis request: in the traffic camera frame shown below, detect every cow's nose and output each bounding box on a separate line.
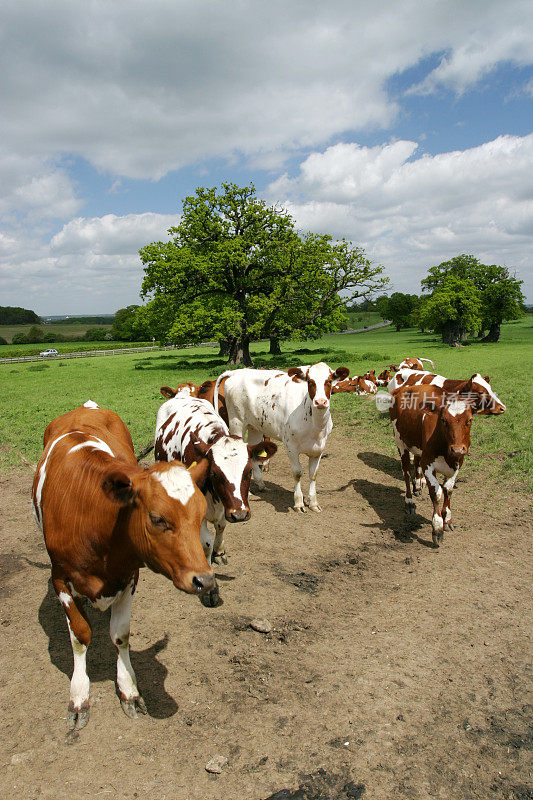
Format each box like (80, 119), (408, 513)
(450, 445), (467, 456)
(314, 399), (328, 408)
(192, 572), (216, 593)
(229, 508), (250, 522)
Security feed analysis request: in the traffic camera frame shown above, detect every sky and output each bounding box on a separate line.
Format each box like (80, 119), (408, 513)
(1, 0), (532, 316)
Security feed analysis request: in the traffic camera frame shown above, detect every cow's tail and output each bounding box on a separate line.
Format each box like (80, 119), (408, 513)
(418, 357), (435, 368)
(213, 370), (234, 416)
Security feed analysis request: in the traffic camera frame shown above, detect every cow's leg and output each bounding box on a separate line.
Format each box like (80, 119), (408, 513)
(52, 574), (92, 732)
(200, 518), (214, 565)
(109, 578), (147, 719)
(413, 455), (425, 495)
(442, 467), (460, 532)
(213, 518), (228, 565)
(307, 454), (323, 512)
(286, 443), (305, 512)
(423, 461), (444, 546)
(247, 427), (266, 491)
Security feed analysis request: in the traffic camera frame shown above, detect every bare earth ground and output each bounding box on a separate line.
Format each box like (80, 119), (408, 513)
(0, 427), (531, 800)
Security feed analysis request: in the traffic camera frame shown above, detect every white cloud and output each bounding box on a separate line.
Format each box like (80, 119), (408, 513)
(268, 134), (533, 296)
(1, 0), (531, 179)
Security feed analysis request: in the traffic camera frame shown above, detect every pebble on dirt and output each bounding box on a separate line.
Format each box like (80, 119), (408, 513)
(250, 618), (272, 633)
(205, 755), (228, 774)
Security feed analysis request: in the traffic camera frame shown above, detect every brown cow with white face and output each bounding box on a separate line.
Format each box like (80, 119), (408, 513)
(32, 400), (214, 733)
(160, 378), (229, 424)
(390, 384), (473, 546)
(155, 395), (276, 567)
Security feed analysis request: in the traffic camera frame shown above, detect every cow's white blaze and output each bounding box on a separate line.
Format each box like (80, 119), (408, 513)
(447, 400), (467, 417)
(83, 400), (100, 409)
(472, 373), (505, 409)
(154, 465), (195, 504)
(210, 437), (250, 507)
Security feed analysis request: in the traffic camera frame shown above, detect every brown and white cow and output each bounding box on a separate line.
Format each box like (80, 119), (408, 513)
(397, 356), (435, 371)
(32, 400), (214, 733)
(214, 362), (349, 512)
(160, 378), (229, 424)
(390, 384), (473, 546)
(376, 368), (394, 387)
(388, 370), (506, 415)
(154, 395), (277, 566)
(332, 375), (377, 395)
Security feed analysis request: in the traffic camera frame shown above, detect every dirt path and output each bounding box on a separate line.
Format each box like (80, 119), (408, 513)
(0, 428), (531, 800)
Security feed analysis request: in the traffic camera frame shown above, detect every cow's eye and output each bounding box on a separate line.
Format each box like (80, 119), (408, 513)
(149, 513), (168, 529)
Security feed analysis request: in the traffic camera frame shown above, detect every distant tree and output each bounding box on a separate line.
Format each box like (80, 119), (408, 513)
(418, 275), (482, 346)
(26, 326), (45, 343)
(421, 254), (524, 342)
(83, 327), (109, 341)
(381, 292), (420, 331)
(11, 333), (28, 345)
(112, 306), (151, 341)
(0, 306), (40, 325)
(140, 183), (386, 365)
(0, 336), (8, 345)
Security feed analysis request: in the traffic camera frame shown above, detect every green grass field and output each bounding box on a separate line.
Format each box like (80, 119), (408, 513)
(0, 321), (112, 345)
(1, 318), (531, 489)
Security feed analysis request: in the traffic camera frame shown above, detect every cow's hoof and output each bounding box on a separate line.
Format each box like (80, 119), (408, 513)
(432, 530), (444, 547)
(200, 583), (221, 608)
(293, 505), (307, 513)
(66, 701), (90, 731)
(309, 503), (322, 513)
(254, 483), (266, 493)
(404, 502), (416, 515)
(443, 522), (454, 532)
(120, 694), (147, 719)
(213, 551), (228, 565)
(413, 487), (422, 496)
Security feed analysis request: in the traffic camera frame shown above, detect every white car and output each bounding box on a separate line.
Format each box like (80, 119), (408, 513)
(40, 348), (58, 357)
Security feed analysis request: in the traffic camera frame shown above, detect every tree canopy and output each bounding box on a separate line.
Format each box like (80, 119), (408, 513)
(140, 182), (387, 364)
(0, 306), (40, 325)
(421, 254), (524, 342)
(378, 292), (420, 331)
(418, 274), (482, 346)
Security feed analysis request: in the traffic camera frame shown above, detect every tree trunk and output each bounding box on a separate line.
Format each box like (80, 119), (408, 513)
(227, 335), (253, 366)
(269, 335), (282, 355)
(218, 337), (234, 357)
(482, 322), (501, 343)
(441, 320), (463, 347)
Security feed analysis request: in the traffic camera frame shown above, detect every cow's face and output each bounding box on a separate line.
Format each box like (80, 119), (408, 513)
(469, 374), (506, 415)
(289, 362), (350, 410)
(439, 401), (473, 461)
(192, 437), (277, 522)
(102, 462), (214, 595)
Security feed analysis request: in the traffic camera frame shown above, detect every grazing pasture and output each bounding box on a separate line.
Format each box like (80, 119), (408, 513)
(0, 319), (531, 799)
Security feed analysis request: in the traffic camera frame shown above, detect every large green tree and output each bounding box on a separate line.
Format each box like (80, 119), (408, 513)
(422, 254), (524, 342)
(140, 183), (386, 365)
(381, 292), (420, 331)
(418, 275), (482, 346)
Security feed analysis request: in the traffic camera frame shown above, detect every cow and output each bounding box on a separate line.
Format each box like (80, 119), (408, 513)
(390, 384), (473, 546)
(362, 370), (377, 385)
(160, 379), (229, 424)
(388, 370), (506, 415)
(397, 356), (435, 371)
(32, 400), (215, 733)
(376, 368), (394, 387)
(154, 395), (277, 566)
(332, 376), (376, 395)
(214, 362), (349, 513)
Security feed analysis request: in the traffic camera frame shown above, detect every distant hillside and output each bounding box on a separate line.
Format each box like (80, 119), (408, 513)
(0, 306), (40, 325)
(41, 314), (115, 324)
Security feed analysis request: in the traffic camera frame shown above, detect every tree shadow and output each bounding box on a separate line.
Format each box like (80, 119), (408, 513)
(38, 579), (178, 718)
(335, 477), (436, 549)
(357, 451), (403, 480)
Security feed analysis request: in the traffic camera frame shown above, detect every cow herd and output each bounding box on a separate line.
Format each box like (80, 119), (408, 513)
(31, 356), (506, 732)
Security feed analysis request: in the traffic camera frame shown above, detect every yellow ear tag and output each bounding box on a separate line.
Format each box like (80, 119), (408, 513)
(188, 461), (197, 470)
(258, 450), (268, 458)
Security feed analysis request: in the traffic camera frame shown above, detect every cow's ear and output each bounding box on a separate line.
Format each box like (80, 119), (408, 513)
(248, 440), (278, 461)
(288, 367), (306, 381)
(333, 366), (350, 381)
(160, 386), (176, 398)
(102, 469), (137, 505)
(191, 439), (211, 459)
(483, 375), (490, 383)
(187, 458), (210, 490)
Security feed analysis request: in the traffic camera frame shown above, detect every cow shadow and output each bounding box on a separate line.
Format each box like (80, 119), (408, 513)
(38, 579), (178, 718)
(357, 451), (403, 480)
(335, 477), (436, 549)
(250, 480), (296, 514)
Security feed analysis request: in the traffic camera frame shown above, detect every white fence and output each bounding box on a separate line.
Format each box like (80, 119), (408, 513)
(0, 342), (218, 365)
